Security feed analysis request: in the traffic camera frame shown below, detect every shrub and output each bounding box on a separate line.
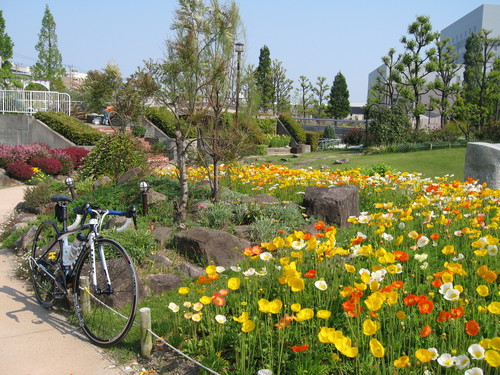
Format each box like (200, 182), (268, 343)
(50, 149), (74, 175)
(22, 181), (57, 212)
(79, 132), (148, 179)
(255, 118), (277, 134)
(266, 135), (290, 147)
(131, 125), (146, 138)
(322, 124), (336, 139)
(145, 107), (176, 138)
(34, 111), (104, 145)
(342, 128), (365, 146)
(30, 157), (63, 175)
(305, 131), (320, 152)
(6, 161), (34, 181)
(58, 147), (89, 168)
(278, 114), (306, 144)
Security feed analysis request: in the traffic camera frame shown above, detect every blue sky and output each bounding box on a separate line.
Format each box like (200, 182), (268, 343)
(2, 0), (499, 103)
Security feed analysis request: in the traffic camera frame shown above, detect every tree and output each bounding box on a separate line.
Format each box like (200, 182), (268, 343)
(270, 59), (293, 115)
(255, 45), (274, 112)
(327, 72), (350, 119)
(32, 5), (65, 90)
(78, 63), (122, 113)
(427, 36), (461, 128)
(0, 10), (15, 89)
(370, 48), (402, 107)
(312, 76), (330, 117)
(296, 75), (313, 118)
(395, 15), (438, 130)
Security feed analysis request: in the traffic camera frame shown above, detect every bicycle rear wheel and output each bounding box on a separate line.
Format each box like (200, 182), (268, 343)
(30, 220), (62, 308)
(73, 238), (138, 347)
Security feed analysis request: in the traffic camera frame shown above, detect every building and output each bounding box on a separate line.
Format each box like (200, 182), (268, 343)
(61, 69), (87, 90)
(9, 63), (87, 91)
(441, 4), (500, 64)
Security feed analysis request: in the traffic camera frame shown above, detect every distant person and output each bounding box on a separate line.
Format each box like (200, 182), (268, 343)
(103, 105), (113, 125)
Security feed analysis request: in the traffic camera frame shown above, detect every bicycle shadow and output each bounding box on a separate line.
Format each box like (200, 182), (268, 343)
(0, 252), (88, 342)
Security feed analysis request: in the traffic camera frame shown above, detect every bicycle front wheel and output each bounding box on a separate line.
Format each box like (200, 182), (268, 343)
(31, 220), (62, 308)
(73, 238), (138, 347)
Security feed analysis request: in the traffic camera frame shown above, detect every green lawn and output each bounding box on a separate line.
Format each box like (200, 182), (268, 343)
(250, 146), (467, 181)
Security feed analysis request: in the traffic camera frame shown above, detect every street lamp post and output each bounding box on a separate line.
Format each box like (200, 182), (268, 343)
(234, 42), (244, 123)
(139, 180), (150, 216)
(65, 176), (76, 200)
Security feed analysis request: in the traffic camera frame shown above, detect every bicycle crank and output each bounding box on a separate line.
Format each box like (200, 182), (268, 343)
(29, 256), (68, 296)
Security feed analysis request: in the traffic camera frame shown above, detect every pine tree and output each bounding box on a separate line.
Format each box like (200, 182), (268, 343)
(255, 45), (274, 111)
(0, 10), (14, 89)
(327, 72), (350, 119)
(32, 5), (65, 89)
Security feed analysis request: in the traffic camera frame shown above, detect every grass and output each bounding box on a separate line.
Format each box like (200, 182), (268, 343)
(249, 147), (467, 181)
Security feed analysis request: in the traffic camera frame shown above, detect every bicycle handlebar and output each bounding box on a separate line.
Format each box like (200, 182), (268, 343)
(68, 202), (137, 231)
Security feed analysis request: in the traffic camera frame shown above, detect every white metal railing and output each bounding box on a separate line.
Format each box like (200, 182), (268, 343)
(0, 90), (71, 115)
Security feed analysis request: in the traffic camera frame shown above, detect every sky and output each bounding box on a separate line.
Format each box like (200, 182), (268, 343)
(2, 0), (500, 103)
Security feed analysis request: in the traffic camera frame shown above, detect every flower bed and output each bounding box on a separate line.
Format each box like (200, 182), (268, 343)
(154, 163), (499, 374)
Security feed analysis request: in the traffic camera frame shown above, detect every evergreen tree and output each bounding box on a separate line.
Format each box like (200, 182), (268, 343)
(462, 32), (482, 105)
(32, 5), (65, 90)
(0, 10), (14, 89)
(255, 45), (274, 111)
(327, 71), (350, 119)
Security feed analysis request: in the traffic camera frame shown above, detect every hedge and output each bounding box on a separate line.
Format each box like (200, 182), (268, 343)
(305, 131), (320, 152)
(34, 111), (104, 146)
(145, 107), (176, 138)
(278, 114), (306, 144)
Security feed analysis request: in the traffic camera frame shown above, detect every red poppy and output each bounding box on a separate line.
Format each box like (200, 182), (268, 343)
(430, 233), (440, 240)
(291, 344), (309, 352)
(304, 269), (317, 279)
(418, 298), (434, 314)
(419, 325), (432, 337)
(278, 229), (286, 234)
(465, 320), (480, 336)
(391, 280), (404, 289)
(315, 233), (325, 238)
(394, 251), (409, 262)
(404, 294), (419, 307)
(437, 310), (451, 323)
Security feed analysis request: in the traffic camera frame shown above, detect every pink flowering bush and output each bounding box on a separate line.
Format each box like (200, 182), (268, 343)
(6, 161), (35, 181)
(30, 157), (63, 175)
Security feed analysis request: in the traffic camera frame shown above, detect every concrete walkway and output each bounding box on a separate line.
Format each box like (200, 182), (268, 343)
(0, 185), (135, 375)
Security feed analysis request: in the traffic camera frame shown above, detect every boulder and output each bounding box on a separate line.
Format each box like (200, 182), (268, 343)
(117, 167), (144, 184)
(177, 262), (205, 278)
(148, 253), (173, 269)
(151, 226), (173, 247)
(302, 185), (359, 229)
(13, 225), (38, 253)
(334, 158), (350, 164)
(464, 142), (500, 190)
(146, 274), (183, 296)
(241, 194), (281, 206)
(146, 188), (167, 205)
(174, 227), (248, 267)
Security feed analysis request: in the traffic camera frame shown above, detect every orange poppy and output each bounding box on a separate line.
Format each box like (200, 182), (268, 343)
(450, 306), (464, 319)
(315, 233), (325, 238)
(404, 294), (419, 306)
(430, 233), (440, 240)
(305, 269), (317, 279)
(314, 221), (325, 231)
(212, 293), (225, 306)
(437, 310), (451, 322)
(419, 325), (432, 337)
(418, 299), (434, 314)
(196, 275), (213, 284)
(465, 320), (480, 336)
(303, 233), (312, 240)
(291, 344), (309, 352)
(394, 251), (409, 261)
(379, 285), (393, 293)
(432, 278), (443, 288)
(391, 280), (404, 289)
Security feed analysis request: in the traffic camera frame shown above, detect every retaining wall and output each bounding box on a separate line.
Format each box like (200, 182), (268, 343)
(0, 113), (74, 148)
(464, 142), (500, 190)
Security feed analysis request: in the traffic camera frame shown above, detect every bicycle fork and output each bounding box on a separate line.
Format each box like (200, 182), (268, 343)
(88, 235), (113, 295)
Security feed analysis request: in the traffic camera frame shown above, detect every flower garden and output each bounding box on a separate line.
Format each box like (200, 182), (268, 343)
(153, 163), (499, 375)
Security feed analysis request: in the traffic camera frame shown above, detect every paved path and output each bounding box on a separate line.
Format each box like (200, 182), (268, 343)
(0, 185), (135, 375)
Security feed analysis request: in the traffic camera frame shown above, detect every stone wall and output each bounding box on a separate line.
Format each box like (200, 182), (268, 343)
(464, 142), (500, 190)
(0, 114), (74, 148)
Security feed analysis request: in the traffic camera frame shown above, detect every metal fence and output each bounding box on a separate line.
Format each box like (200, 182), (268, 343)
(0, 90), (71, 115)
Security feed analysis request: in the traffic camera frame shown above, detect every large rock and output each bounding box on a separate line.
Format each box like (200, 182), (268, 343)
(117, 167), (144, 184)
(302, 185), (359, 229)
(464, 142), (500, 190)
(174, 227), (248, 267)
(13, 225), (38, 253)
(146, 274), (183, 296)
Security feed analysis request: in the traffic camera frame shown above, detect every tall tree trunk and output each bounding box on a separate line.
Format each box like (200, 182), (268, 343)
(174, 129), (188, 223)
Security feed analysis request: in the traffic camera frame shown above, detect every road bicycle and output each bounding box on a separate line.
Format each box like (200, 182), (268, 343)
(29, 196), (139, 347)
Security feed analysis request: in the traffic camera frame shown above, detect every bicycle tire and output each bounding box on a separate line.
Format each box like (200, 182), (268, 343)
(73, 238), (138, 347)
(30, 220), (62, 308)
